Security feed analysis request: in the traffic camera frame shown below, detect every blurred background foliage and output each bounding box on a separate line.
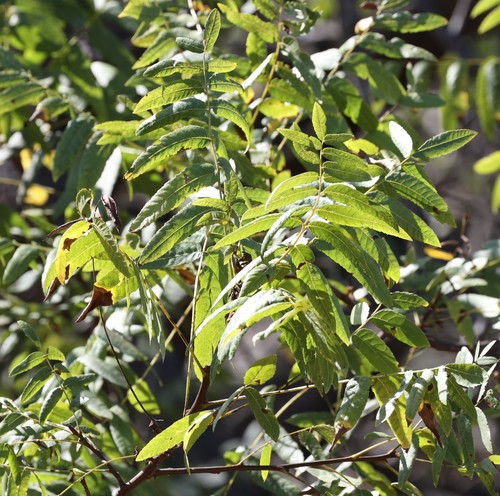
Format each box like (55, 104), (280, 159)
(0, 1), (499, 495)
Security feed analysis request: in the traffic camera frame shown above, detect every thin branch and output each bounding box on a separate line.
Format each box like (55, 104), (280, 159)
(154, 448), (399, 477)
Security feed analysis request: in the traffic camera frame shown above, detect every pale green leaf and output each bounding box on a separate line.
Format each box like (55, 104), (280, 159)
(204, 9), (221, 53)
(130, 163), (216, 231)
(474, 151), (500, 174)
(312, 102), (327, 141)
(244, 386), (280, 441)
(446, 363), (485, 387)
(335, 376), (371, 430)
(389, 121), (413, 159)
(406, 370), (434, 420)
(475, 407), (493, 453)
(260, 444), (272, 481)
(136, 411), (211, 461)
(352, 328), (399, 374)
(244, 355), (277, 386)
(471, 0), (500, 18)
(125, 125), (211, 180)
(398, 433), (419, 485)
(372, 376), (412, 449)
(413, 129), (477, 160)
(478, 5), (500, 33)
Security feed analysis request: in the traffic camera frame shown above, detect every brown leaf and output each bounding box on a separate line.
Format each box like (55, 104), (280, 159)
(418, 402), (442, 447)
(75, 285), (113, 322)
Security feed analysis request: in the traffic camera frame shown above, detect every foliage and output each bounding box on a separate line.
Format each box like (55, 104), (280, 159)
(0, 1), (499, 495)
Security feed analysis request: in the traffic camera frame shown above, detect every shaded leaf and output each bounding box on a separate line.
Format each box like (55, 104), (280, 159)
(352, 328), (399, 374)
(244, 386), (280, 441)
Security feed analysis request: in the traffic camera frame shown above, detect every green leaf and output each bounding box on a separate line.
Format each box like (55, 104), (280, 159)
(244, 355), (277, 386)
(78, 354), (128, 388)
(354, 230), (400, 282)
(77, 134), (114, 190)
(53, 114), (94, 181)
(17, 320), (42, 348)
(136, 411), (211, 461)
(334, 376), (371, 430)
(218, 4), (278, 43)
(128, 379), (161, 415)
(432, 444), (446, 487)
(21, 366), (52, 404)
(183, 410), (214, 454)
(110, 408), (136, 456)
(297, 261), (350, 345)
(125, 125), (211, 180)
(176, 36), (204, 53)
(478, 5), (500, 33)
(413, 129), (477, 160)
(352, 328), (399, 374)
(46, 346), (65, 362)
(378, 197), (440, 246)
(382, 171), (454, 225)
(2, 245), (39, 287)
(345, 53), (405, 105)
(372, 376), (412, 449)
(91, 217), (131, 277)
(244, 386), (280, 441)
(136, 98), (206, 135)
(371, 309), (430, 348)
(389, 121), (413, 159)
(447, 375), (477, 422)
(143, 59), (236, 78)
(253, 0), (277, 20)
(476, 58), (498, 140)
(391, 292), (428, 310)
(312, 102), (327, 141)
(204, 9), (221, 52)
(10, 352), (47, 376)
(398, 433), (419, 485)
(311, 222), (393, 307)
(39, 387), (63, 424)
(139, 199), (224, 263)
(374, 12), (448, 33)
(214, 213), (295, 249)
(134, 79), (205, 114)
(445, 363), (485, 387)
(406, 370), (434, 420)
(320, 184), (402, 237)
(260, 444), (273, 481)
(217, 289), (292, 363)
(0, 82), (45, 116)
(212, 99), (251, 146)
(130, 163), (216, 231)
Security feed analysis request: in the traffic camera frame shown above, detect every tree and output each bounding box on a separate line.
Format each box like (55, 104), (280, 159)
(0, 0), (498, 495)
